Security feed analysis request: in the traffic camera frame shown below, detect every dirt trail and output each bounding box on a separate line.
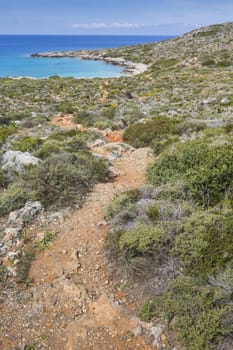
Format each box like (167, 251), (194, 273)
(0, 146), (167, 350)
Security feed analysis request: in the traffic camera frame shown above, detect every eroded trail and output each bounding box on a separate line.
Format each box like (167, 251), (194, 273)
(0, 147), (163, 350)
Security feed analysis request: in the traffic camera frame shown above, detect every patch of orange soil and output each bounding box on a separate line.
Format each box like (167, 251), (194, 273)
(49, 114), (86, 131)
(105, 130), (123, 143)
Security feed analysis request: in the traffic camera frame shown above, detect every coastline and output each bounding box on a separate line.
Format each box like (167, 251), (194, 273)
(31, 50), (149, 76)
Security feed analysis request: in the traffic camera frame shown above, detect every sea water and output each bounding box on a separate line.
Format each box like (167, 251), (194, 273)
(0, 35), (174, 78)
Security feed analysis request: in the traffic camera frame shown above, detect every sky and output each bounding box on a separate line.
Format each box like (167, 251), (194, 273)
(0, 0), (233, 35)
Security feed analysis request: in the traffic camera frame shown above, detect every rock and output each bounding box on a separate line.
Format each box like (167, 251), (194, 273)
(2, 150), (41, 176)
(4, 227), (22, 240)
(97, 220), (107, 227)
(6, 250), (20, 261)
(0, 246), (8, 255)
(108, 167), (118, 180)
(134, 324), (143, 336)
(89, 138), (106, 148)
(149, 324), (165, 347)
(7, 201), (44, 226)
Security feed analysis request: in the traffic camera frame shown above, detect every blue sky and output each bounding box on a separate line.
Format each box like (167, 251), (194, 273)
(0, 0), (233, 35)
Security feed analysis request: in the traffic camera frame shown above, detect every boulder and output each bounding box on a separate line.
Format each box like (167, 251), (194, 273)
(1, 150), (41, 175)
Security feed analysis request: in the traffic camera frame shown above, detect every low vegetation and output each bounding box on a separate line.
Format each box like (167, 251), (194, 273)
(105, 131), (233, 349)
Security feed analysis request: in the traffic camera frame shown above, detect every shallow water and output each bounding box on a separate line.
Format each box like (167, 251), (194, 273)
(0, 35), (174, 78)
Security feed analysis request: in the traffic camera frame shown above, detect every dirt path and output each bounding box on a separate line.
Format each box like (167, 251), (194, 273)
(0, 146), (169, 350)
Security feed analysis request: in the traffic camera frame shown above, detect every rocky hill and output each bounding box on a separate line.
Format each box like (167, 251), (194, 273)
(0, 22), (233, 350)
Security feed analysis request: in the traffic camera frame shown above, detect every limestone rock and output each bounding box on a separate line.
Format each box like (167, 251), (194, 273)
(7, 201), (44, 226)
(2, 150), (41, 175)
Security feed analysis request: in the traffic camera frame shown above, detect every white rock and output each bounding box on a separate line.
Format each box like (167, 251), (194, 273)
(2, 150), (41, 174)
(7, 201), (43, 225)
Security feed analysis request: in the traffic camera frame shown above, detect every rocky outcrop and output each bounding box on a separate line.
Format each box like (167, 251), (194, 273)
(1, 150), (41, 177)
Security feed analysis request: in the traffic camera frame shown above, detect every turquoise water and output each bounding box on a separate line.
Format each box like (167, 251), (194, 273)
(0, 35), (174, 78)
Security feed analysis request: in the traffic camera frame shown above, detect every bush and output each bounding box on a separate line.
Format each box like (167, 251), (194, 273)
(24, 152), (109, 209)
(145, 204), (160, 221)
(0, 124), (17, 146)
(34, 139), (61, 159)
(147, 140), (233, 207)
(123, 116), (178, 148)
(174, 211), (233, 277)
(0, 182), (29, 216)
(13, 135), (43, 152)
(119, 223), (165, 255)
(105, 189), (141, 219)
(148, 276), (230, 350)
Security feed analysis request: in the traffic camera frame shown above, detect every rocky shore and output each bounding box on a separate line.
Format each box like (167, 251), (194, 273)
(31, 51), (148, 76)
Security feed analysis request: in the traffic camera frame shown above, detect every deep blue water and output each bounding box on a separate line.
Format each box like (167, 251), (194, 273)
(0, 35), (174, 78)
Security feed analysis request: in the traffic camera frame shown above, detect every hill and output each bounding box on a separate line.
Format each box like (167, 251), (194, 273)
(0, 22), (233, 349)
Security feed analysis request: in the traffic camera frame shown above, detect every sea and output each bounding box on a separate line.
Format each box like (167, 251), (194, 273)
(0, 35), (174, 79)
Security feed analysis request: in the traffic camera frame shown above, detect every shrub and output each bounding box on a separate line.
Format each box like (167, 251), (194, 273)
(35, 231), (57, 252)
(174, 211), (233, 277)
(123, 116), (178, 148)
(0, 182), (29, 216)
(48, 129), (80, 141)
(34, 139), (61, 158)
(147, 140), (233, 207)
(105, 189), (141, 219)
(152, 136), (179, 155)
(148, 276), (230, 350)
(119, 223), (165, 255)
(13, 135), (43, 152)
(24, 152), (109, 209)
(0, 124), (17, 146)
(224, 123), (233, 134)
(146, 204), (160, 221)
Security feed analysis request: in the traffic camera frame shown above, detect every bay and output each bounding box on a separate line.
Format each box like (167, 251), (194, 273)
(0, 35), (174, 78)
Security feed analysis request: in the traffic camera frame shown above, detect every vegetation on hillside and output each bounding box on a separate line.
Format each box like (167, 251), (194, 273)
(1, 22), (233, 349)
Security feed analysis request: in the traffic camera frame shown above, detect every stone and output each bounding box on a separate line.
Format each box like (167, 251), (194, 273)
(89, 138), (106, 148)
(0, 246), (7, 255)
(7, 201), (43, 226)
(2, 150), (41, 175)
(7, 251), (20, 261)
(4, 227), (22, 240)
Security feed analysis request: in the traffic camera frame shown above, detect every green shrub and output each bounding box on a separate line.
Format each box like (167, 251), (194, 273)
(34, 139), (61, 159)
(0, 168), (7, 187)
(152, 136), (179, 155)
(123, 116), (178, 148)
(147, 140), (233, 207)
(224, 123), (233, 134)
(105, 189), (141, 219)
(150, 58), (179, 71)
(48, 129), (80, 141)
(146, 204), (160, 221)
(174, 211), (233, 277)
(119, 223), (165, 255)
(24, 152), (109, 209)
(105, 229), (124, 258)
(0, 182), (29, 216)
(0, 124), (17, 146)
(35, 231), (57, 252)
(13, 135), (43, 152)
(147, 276), (230, 350)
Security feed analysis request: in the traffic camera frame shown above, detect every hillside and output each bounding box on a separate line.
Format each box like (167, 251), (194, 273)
(0, 22), (233, 349)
